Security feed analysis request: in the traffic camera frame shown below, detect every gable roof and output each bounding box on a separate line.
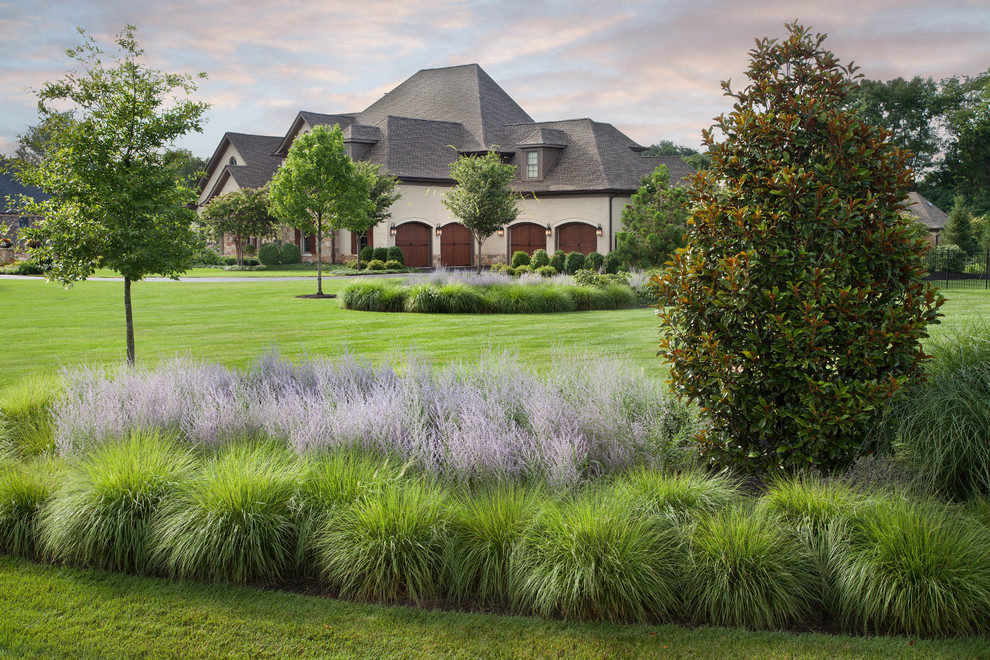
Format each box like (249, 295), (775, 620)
(907, 191), (948, 231)
(200, 133), (283, 203)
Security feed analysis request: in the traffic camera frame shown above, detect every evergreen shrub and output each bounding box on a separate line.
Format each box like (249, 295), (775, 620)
(584, 251), (604, 272)
(386, 245), (404, 265)
(257, 243), (281, 266)
(563, 252), (585, 274)
(280, 242), (301, 264)
(530, 249), (550, 268)
(654, 23), (942, 474)
(511, 251), (531, 268)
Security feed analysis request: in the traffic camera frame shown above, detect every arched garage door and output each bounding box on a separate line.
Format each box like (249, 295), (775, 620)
(395, 222), (431, 267)
(557, 222), (597, 255)
(510, 222), (547, 257)
(440, 222), (473, 267)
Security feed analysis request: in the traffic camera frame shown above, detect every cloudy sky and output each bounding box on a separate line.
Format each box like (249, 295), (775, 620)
(1, 0), (988, 160)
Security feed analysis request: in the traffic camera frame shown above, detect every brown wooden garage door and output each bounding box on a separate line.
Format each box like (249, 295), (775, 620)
(510, 223), (547, 257)
(557, 222), (597, 255)
(395, 222), (431, 267)
(440, 223), (472, 267)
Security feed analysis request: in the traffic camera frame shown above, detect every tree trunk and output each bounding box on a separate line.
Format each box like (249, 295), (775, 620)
(316, 214), (324, 296)
(331, 232), (338, 265)
(234, 236), (243, 267)
(476, 234), (484, 274)
(124, 276), (135, 365)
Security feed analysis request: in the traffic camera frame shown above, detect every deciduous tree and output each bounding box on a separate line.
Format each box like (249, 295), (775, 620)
(442, 148), (521, 274)
(14, 25), (208, 365)
(349, 161), (399, 269)
(202, 187), (279, 266)
(269, 124), (372, 295)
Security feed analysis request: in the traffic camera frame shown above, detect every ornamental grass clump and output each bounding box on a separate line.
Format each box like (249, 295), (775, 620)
(294, 448), (408, 572)
(613, 467), (742, 519)
(878, 325), (990, 500)
(0, 456), (61, 559)
(341, 281), (409, 312)
(830, 495), (990, 637)
(40, 431), (194, 573)
(445, 484), (546, 606)
(0, 374), (61, 456)
(153, 443), (302, 584)
(686, 506), (819, 629)
(762, 475), (868, 530)
(567, 285), (611, 311)
(405, 283), (483, 313)
(510, 490), (684, 622)
(316, 479), (450, 603)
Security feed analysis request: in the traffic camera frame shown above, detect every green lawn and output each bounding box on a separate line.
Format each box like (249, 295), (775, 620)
(2, 277), (990, 657)
(1, 556), (985, 659)
(0, 276), (666, 396)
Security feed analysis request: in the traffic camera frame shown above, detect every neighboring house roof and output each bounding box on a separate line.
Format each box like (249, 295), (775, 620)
(201, 133), (283, 203)
(0, 162), (49, 213)
(200, 63), (691, 198)
(906, 191), (948, 231)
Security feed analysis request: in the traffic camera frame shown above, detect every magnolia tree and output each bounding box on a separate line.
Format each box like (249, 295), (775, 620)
(269, 125), (372, 295)
(442, 149), (521, 273)
(654, 23), (943, 474)
(16, 25), (208, 364)
(202, 187), (278, 266)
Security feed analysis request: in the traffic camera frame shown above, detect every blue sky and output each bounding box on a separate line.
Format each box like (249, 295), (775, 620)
(1, 0), (988, 159)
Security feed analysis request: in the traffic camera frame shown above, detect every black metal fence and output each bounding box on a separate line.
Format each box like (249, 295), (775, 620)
(923, 247), (990, 290)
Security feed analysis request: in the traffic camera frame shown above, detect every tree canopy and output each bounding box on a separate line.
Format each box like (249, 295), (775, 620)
(616, 165), (689, 268)
(349, 161), (400, 269)
(644, 141), (711, 171)
(442, 148), (521, 273)
(269, 124), (372, 295)
(654, 23), (942, 475)
(14, 25), (208, 364)
(201, 187), (279, 265)
(851, 69), (990, 215)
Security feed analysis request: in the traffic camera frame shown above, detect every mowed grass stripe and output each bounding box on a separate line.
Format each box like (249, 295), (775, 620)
(1, 556), (987, 659)
(1, 278), (986, 399)
(0, 277), (666, 395)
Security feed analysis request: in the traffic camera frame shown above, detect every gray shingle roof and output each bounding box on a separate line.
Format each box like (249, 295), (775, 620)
(0, 163), (48, 213)
(906, 191), (948, 231)
(221, 133), (284, 190)
(357, 64), (533, 152)
(200, 63), (694, 196)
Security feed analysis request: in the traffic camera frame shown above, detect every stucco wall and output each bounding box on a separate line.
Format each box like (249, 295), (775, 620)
(197, 142), (246, 207)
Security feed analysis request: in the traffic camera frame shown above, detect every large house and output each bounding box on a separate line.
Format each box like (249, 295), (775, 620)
(197, 64), (691, 267)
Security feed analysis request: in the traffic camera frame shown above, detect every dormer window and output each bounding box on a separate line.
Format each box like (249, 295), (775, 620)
(525, 151), (539, 180)
(229, 156), (237, 165)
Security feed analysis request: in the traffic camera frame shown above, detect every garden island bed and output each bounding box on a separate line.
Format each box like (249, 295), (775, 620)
(340, 269), (654, 314)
